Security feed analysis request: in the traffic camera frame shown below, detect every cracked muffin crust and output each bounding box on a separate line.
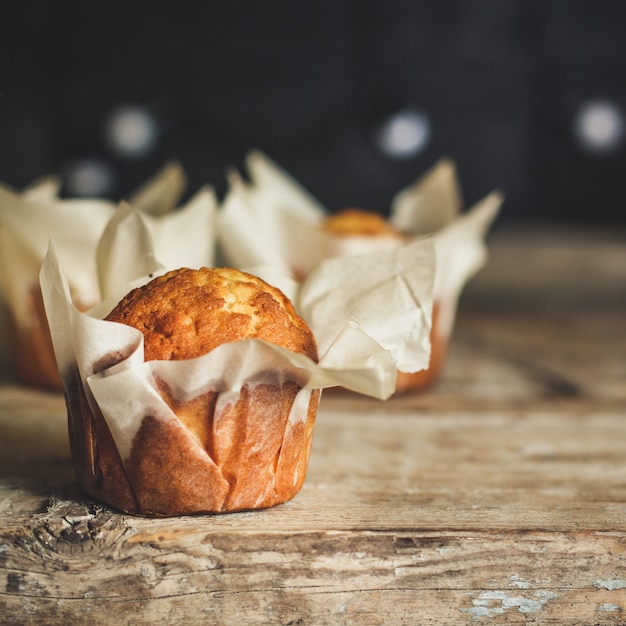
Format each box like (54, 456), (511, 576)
(105, 266), (318, 363)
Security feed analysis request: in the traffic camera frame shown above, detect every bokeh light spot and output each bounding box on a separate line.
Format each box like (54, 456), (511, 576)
(374, 108), (431, 159)
(574, 99), (624, 155)
(64, 158), (115, 197)
(104, 104), (158, 158)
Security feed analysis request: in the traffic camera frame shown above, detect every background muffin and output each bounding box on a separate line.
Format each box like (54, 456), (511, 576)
(219, 153), (500, 394)
(322, 208), (443, 392)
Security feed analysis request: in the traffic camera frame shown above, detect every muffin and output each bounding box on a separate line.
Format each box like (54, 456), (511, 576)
(321, 208), (446, 392)
(322, 208), (405, 238)
(5, 284), (62, 388)
(0, 192), (112, 390)
(67, 266), (320, 516)
(0, 164), (216, 391)
(105, 266), (317, 362)
(218, 152), (501, 395)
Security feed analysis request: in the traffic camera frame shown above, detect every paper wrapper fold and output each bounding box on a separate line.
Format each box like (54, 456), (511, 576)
(0, 164), (217, 389)
(40, 207), (435, 515)
(218, 151), (503, 391)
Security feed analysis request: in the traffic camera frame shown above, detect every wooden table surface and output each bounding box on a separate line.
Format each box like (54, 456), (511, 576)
(1, 224), (625, 625)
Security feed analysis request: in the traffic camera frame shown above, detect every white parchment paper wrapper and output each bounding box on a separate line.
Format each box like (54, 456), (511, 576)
(388, 160), (502, 338)
(0, 164), (217, 388)
(0, 163), (216, 310)
(43, 204), (435, 402)
(40, 209), (434, 514)
(219, 151), (501, 300)
(217, 151), (502, 389)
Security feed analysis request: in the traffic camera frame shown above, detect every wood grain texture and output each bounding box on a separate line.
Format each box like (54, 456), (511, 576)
(1, 226), (625, 624)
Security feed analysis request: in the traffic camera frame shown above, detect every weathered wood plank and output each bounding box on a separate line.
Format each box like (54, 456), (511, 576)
(325, 310), (626, 414)
(2, 398), (626, 623)
(2, 390), (626, 533)
(463, 224), (626, 314)
(2, 513), (626, 625)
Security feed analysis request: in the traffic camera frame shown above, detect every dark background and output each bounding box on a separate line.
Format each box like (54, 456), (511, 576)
(2, 0), (626, 225)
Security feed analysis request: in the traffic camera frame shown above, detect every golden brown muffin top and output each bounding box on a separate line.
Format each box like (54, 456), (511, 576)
(105, 267), (318, 363)
(322, 208), (404, 238)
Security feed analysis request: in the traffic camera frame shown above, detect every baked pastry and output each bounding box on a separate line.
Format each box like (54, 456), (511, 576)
(0, 163), (216, 391)
(219, 153), (500, 395)
(5, 285), (62, 389)
(322, 208), (405, 238)
(393, 302), (444, 392)
(105, 266), (317, 363)
(66, 266), (320, 517)
(321, 208), (444, 392)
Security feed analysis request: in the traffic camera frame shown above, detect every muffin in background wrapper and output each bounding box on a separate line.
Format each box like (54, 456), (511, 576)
(40, 206), (435, 516)
(218, 151), (503, 393)
(0, 164), (217, 389)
